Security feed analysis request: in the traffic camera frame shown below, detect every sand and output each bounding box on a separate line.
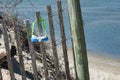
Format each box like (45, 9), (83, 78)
(58, 47), (120, 80)
(88, 51), (120, 80)
(0, 42), (120, 80)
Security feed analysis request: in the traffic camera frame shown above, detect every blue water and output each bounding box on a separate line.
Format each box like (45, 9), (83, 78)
(81, 0), (120, 58)
(2, 0), (120, 58)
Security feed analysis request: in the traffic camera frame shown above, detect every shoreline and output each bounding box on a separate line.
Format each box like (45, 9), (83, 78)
(87, 49), (120, 60)
(57, 47), (120, 80)
(87, 51), (120, 74)
(88, 51), (120, 80)
(57, 47), (120, 72)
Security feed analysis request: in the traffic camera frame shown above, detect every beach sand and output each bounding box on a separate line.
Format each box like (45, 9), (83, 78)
(0, 44), (120, 80)
(88, 51), (120, 80)
(58, 47), (120, 80)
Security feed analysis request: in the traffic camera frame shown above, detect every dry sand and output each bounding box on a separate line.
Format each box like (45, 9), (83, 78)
(58, 47), (120, 80)
(88, 51), (120, 80)
(0, 42), (120, 80)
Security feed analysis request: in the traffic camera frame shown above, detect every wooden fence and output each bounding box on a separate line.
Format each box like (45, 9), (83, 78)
(0, 1), (76, 80)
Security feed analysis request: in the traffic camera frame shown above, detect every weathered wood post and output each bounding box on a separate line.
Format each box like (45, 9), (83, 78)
(66, 0), (90, 80)
(0, 67), (3, 80)
(70, 24), (78, 80)
(14, 19), (26, 80)
(36, 12), (49, 80)
(36, 12), (43, 34)
(47, 5), (60, 80)
(26, 20), (38, 80)
(1, 21), (15, 80)
(57, 1), (71, 80)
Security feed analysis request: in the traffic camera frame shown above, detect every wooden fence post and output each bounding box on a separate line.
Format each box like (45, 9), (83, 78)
(40, 43), (49, 80)
(67, 4), (79, 80)
(36, 12), (43, 34)
(25, 20), (38, 80)
(36, 12), (49, 80)
(57, 1), (71, 80)
(1, 21), (15, 80)
(14, 19), (26, 80)
(0, 67), (3, 80)
(47, 5), (60, 80)
(66, 0), (90, 80)
(70, 30), (78, 80)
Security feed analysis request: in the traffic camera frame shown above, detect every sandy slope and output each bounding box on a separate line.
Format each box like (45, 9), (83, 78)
(0, 43), (120, 80)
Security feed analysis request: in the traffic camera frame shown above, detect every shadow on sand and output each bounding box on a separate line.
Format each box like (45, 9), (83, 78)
(1, 58), (34, 80)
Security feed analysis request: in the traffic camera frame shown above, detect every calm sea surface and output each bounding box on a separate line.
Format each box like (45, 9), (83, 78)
(3, 0), (120, 58)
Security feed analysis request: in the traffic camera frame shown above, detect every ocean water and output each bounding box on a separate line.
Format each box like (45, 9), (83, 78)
(81, 0), (120, 58)
(2, 0), (120, 58)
